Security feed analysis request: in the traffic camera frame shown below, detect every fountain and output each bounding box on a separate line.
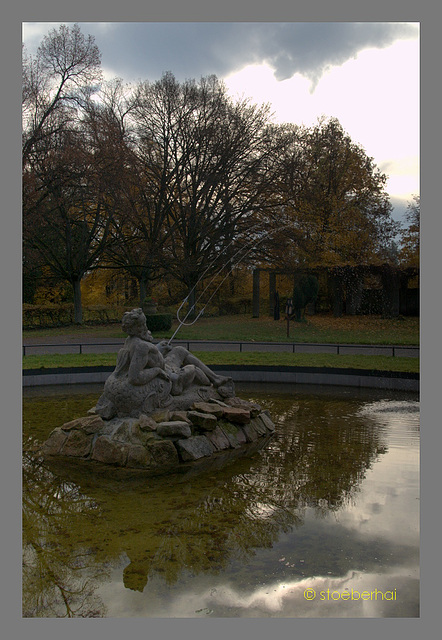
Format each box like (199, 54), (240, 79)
(40, 308), (275, 474)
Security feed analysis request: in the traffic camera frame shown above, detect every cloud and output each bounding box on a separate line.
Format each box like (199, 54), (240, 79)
(259, 22), (418, 85)
(23, 21), (419, 87)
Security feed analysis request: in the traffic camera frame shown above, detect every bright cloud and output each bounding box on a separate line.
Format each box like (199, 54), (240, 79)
(225, 39), (419, 201)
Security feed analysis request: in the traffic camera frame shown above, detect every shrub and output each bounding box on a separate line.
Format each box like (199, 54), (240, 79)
(22, 304), (126, 329)
(218, 296), (252, 315)
(293, 275), (319, 321)
(23, 303), (74, 328)
(145, 313), (173, 332)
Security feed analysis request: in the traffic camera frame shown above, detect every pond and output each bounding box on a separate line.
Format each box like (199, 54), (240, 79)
(22, 382), (419, 618)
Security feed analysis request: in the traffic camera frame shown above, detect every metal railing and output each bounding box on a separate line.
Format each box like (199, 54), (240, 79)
(22, 340), (419, 358)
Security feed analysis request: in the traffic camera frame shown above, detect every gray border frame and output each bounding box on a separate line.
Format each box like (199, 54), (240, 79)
(4, 2), (436, 638)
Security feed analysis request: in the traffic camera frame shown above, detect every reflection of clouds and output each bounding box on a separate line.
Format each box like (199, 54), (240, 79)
(98, 568), (419, 618)
(358, 400), (419, 430)
(335, 400), (419, 547)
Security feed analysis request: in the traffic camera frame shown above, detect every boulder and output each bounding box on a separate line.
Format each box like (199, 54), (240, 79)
(112, 420), (132, 442)
(192, 401), (225, 418)
(224, 397), (261, 418)
(218, 421), (243, 448)
(91, 436), (128, 466)
(258, 411), (276, 432)
(61, 429), (94, 458)
(249, 416), (268, 437)
(221, 406), (251, 425)
(126, 444), (153, 469)
(136, 414), (158, 432)
(242, 423), (260, 443)
(187, 410), (218, 431)
(41, 428), (68, 456)
(147, 440), (180, 468)
(129, 421), (157, 446)
(156, 421), (192, 439)
(169, 411), (192, 424)
(150, 410), (171, 423)
(204, 425), (231, 451)
(176, 435), (215, 461)
(58, 415), (105, 433)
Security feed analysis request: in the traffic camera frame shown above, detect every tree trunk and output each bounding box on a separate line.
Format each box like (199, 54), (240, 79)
(72, 278), (83, 324)
(345, 267), (364, 315)
(187, 286), (196, 319)
(269, 271), (276, 317)
(381, 265), (400, 318)
(399, 273), (409, 316)
(329, 270), (343, 317)
(139, 279), (148, 305)
(252, 269), (260, 318)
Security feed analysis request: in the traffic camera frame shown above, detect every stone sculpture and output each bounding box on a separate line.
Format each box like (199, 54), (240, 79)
(41, 308), (275, 474)
(94, 308), (235, 419)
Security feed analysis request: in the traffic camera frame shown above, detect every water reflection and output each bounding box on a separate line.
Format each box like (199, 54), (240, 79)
(22, 452), (110, 617)
(22, 384), (419, 617)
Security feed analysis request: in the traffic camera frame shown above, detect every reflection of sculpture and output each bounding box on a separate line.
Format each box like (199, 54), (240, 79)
(95, 308), (234, 419)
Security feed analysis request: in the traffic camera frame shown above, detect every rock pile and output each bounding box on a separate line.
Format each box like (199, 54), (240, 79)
(41, 397), (275, 474)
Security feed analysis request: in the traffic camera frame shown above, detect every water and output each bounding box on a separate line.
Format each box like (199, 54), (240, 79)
(22, 383), (419, 618)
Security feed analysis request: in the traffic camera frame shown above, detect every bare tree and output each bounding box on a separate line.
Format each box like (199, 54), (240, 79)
(23, 114), (116, 323)
(22, 23), (102, 167)
(132, 73), (277, 310)
(95, 79), (175, 304)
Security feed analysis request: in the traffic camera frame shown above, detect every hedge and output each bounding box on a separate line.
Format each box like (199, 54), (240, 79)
(22, 304), (127, 329)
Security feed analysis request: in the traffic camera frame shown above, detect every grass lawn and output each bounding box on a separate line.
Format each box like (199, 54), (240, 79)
(23, 313), (419, 345)
(23, 351), (419, 374)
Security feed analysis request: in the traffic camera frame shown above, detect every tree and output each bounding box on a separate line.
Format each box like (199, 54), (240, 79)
(22, 24), (108, 322)
(22, 23), (102, 167)
(22, 118), (116, 323)
(400, 195), (420, 267)
(94, 78), (176, 304)
(132, 73), (277, 311)
(268, 118), (399, 269)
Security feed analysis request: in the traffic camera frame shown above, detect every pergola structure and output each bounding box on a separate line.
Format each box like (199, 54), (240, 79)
(252, 265), (419, 318)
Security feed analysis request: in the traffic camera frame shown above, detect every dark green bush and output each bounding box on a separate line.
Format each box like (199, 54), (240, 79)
(145, 313), (173, 332)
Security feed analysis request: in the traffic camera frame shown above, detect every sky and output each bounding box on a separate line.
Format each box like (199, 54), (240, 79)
(22, 21), (420, 222)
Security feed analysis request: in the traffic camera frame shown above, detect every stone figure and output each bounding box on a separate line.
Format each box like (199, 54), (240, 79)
(157, 340), (232, 394)
(94, 308), (234, 419)
(41, 307), (275, 474)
